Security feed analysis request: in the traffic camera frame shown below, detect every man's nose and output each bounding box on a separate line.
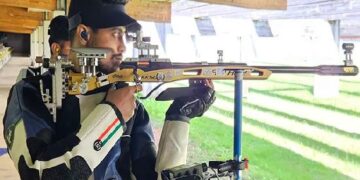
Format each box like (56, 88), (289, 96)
(116, 40), (126, 54)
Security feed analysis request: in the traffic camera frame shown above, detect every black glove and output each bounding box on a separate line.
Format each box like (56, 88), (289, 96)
(165, 86), (216, 122)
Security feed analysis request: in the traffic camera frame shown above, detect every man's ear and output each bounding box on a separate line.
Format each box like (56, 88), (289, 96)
(50, 43), (61, 56)
(76, 24), (91, 46)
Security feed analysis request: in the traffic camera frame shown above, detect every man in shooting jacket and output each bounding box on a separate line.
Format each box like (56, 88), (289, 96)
(17, 15), (71, 80)
(3, 0), (216, 179)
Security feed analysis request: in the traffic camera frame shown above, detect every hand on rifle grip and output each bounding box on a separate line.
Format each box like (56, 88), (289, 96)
(106, 85), (142, 122)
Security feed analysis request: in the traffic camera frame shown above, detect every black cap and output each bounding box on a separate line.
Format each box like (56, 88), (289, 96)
(68, 0), (137, 30)
(48, 15), (69, 41)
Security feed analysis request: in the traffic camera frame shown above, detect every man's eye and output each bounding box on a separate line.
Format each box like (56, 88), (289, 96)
(113, 32), (120, 37)
(113, 32), (124, 38)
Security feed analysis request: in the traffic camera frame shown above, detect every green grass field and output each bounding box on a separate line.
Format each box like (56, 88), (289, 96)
(140, 74), (360, 180)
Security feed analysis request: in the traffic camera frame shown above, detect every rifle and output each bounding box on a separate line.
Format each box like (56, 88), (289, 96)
(64, 33), (358, 100)
(48, 30), (357, 179)
(45, 31), (357, 111)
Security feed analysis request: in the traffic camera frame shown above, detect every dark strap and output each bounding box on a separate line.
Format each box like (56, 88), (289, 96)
(116, 104), (136, 178)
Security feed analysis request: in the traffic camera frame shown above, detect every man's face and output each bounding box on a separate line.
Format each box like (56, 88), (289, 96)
(88, 26), (126, 74)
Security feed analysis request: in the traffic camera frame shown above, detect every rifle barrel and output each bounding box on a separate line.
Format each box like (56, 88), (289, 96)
(122, 61), (358, 76)
(253, 65), (358, 76)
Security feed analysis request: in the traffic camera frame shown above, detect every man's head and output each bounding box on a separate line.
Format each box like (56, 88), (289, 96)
(48, 15), (71, 57)
(68, 0), (140, 74)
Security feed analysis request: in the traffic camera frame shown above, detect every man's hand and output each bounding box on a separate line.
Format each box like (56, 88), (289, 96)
(166, 79), (216, 122)
(105, 85), (142, 122)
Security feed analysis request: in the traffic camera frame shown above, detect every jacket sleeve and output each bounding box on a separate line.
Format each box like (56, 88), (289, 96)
(130, 102), (158, 180)
(3, 81), (125, 180)
(155, 120), (189, 180)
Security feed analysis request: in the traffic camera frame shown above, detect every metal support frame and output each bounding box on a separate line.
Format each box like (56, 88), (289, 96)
(234, 70), (244, 180)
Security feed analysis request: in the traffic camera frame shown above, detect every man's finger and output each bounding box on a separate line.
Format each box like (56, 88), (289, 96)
(129, 84), (143, 93)
(205, 79), (214, 89)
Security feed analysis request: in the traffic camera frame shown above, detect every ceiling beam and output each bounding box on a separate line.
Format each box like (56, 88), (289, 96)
(0, 5), (43, 21)
(0, 5), (42, 32)
(0, 18), (40, 29)
(126, 0), (171, 22)
(0, 21), (37, 30)
(66, 0), (172, 23)
(174, 1), (360, 20)
(0, 0), (56, 11)
(0, 26), (33, 34)
(193, 0), (287, 10)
